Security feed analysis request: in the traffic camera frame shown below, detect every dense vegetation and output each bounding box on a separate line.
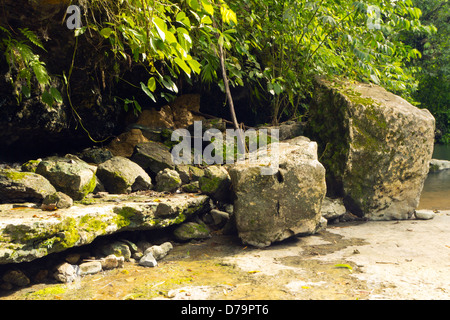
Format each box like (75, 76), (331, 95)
(1, 0), (448, 142)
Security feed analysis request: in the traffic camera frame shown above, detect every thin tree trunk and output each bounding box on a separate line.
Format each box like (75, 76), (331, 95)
(218, 42), (245, 154)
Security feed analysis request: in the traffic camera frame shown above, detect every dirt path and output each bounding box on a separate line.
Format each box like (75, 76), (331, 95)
(1, 210), (449, 300)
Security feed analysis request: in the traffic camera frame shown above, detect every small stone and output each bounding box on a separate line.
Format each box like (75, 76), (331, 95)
(173, 222), (210, 241)
(2, 269), (30, 287)
(53, 263), (79, 283)
(43, 191), (73, 209)
(33, 270), (49, 283)
(155, 168), (182, 192)
(65, 253), (81, 264)
(101, 241), (132, 261)
(137, 240), (152, 253)
(101, 255), (119, 270)
(139, 251), (158, 267)
(414, 210), (436, 220)
(79, 261), (102, 275)
(181, 181), (200, 193)
(144, 242), (173, 261)
(210, 209), (230, 226)
(0, 282), (13, 291)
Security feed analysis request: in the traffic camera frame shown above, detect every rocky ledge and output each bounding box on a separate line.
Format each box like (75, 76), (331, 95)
(0, 193), (210, 264)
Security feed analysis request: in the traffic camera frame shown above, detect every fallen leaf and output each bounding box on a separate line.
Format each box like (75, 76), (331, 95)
(301, 286), (311, 289)
(334, 264), (353, 272)
(248, 270), (261, 274)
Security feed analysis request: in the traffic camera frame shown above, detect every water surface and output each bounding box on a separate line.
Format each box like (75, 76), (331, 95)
(418, 144), (450, 210)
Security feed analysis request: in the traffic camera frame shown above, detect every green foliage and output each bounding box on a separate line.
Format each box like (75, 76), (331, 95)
(72, 0), (436, 125)
(0, 26), (62, 107)
(406, 0), (449, 143)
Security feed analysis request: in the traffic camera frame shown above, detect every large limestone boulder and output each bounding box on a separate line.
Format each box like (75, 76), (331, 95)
(228, 136), (327, 247)
(131, 141), (175, 177)
(306, 77), (435, 220)
(0, 169), (56, 203)
(35, 155), (97, 201)
(96, 156), (152, 194)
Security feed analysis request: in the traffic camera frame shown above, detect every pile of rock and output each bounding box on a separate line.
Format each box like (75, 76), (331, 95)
(0, 238), (177, 290)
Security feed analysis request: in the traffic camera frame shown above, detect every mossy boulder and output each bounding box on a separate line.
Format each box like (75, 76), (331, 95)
(173, 221), (210, 241)
(35, 155), (97, 201)
(42, 191), (73, 209)
(131, 141), (175, 177)
(0, 169), (57, 203)
(96, 156), (153, 194)
(199, 165), (231, 202)
(155, 168), (182, 192)
(306, 77), (435, 220)
(0, 193), (210, 264)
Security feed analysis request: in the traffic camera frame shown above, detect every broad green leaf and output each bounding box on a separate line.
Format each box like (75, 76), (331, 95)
(153, 17), (166, 42)
(176, 12), (191, 28)
(187, 59), (202, 74)
(50, 87), (63, 104)
(160, 76), (178, 93)
(42, 90), (54, 107)
(201, 15), (213, 25)
(140, 82), (156, 102)
(31, 61), (50, 86)
(334, 264), (353, 272)
(100, 28), (113, 39)
(187, 0), (199, 11)
(201, 0), (214, 16)
(164, 29), (177, 44)
(22, 85), (31, 98)
(147, 77), (156, 92)
(174, 57), (191, 76)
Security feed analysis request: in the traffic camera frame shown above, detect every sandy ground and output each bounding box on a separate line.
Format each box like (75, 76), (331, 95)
(1, 210), (449, 300)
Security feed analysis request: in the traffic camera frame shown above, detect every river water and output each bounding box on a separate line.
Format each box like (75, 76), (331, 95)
(418, 144), (450, 210)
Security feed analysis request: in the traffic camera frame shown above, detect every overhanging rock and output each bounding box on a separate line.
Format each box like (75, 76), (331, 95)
(0, 194), (210, 264)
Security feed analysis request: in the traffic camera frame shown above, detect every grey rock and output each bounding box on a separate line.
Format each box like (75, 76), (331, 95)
(2, 269), (30, 287)
(35, 155), (97, 200)
(65, 253), (81, 264)
(173, 222), (210, 241)
(307, 77), (435, 220)
(144, 242), (173, 260)
(414, 210), (436, 220)
(101, 254), (124, 270)
(321, 197), (347, 220)
(429, 159), (450, 172)
(53, 262), (80, 283)
(199, 165), (231, 202)
(209, 209), (230, 227)
(0, 194), (210, 265)
(181, 181), (200, 193)
(20, 159), (42, 173)
(228, 136), (326, 247)
(79, 261), (102, 275)
(0, 169), (57, 203)
(100, 241), (132, 261)
(97, 156), (152, 194)
(42, 191), (73, 209)
(155, 168), (182, 192)
(131, 141), (175, 176)
(139, 251), (158, 267)
(78, 147), (113, 164)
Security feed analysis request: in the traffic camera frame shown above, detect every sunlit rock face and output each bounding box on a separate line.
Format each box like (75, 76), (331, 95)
(307, 77), (435, 220)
